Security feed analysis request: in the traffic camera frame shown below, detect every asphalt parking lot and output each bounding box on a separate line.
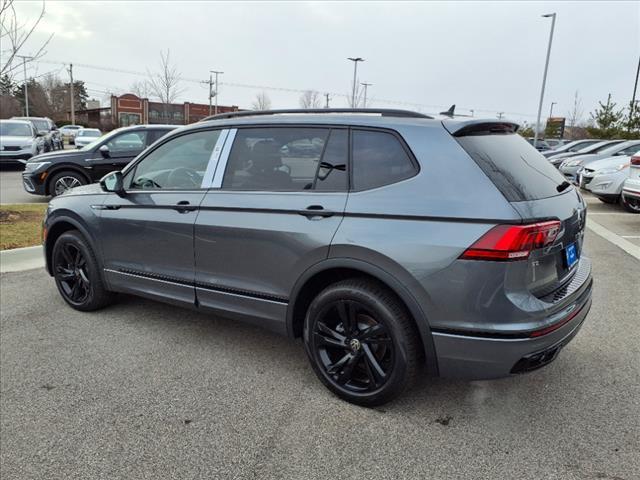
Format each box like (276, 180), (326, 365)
(1, 218), (639, 479)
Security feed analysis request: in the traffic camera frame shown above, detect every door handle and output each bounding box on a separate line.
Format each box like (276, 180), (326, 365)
(298, 205), (335, 218)
(174, 200), (197, 213)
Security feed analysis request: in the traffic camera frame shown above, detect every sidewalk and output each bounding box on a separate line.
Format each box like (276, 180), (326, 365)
(0, 246), (44, 273)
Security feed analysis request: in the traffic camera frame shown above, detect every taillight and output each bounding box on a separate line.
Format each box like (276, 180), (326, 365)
(460, 221), (561, 261)
(631, 155), (640, 166)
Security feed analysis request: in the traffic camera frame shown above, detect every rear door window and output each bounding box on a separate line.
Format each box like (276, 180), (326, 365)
(351, 130), (417, 190)
(222, 128), (330, 191)
(456, 133), (567, 201)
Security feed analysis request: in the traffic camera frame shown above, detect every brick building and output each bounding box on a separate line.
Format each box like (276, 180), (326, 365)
(70, 93), (239, 130)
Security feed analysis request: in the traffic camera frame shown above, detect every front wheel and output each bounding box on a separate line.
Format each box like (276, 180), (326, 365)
(303, 278), (421, 406)
(52, 231), (115, 311)
(620, 194), (640, 214)
(49, 171), (87, 196)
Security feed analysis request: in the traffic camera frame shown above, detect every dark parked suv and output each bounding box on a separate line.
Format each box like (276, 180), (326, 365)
(22, 124), (176, 197)
(42, 109), (592, 406)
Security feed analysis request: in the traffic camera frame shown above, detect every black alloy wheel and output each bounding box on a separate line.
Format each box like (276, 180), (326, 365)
(621, 194), (640, 213)
(304, 278), (420, 406)
(52, 231), (115, 311)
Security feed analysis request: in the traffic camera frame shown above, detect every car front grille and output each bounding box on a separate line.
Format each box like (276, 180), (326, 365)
(2, 146), (21, 151)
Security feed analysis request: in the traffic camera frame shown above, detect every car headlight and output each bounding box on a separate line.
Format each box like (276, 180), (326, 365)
(21, 141), (34, 148)
(24, 161), (51, 172)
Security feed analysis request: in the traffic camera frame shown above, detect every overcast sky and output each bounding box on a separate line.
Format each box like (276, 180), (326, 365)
(12, 0), (640, 124)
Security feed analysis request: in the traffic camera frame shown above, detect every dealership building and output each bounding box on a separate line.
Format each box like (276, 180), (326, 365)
(71, 93), (240, 130)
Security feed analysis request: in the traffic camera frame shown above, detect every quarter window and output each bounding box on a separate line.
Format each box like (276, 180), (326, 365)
(351, 130), (417, 190)
(222, 128), (331, 191)
(127, 130), (221, 190)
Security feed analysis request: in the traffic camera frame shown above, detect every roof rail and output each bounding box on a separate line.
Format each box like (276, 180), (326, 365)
(201, 108), (433, 122)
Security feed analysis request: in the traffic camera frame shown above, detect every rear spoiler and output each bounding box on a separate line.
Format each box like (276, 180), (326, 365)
(442, 119), (519, 137)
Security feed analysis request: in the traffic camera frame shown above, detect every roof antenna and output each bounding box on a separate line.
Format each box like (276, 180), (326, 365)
(440, 104), (456, 117)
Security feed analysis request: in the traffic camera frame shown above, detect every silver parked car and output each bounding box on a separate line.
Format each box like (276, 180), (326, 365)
(580, 153), (638, 205)
(42, 109), (592, 406)
(559, 141), (640, 182)
(542, 139), (603, 159)
(621, 154), (640, 213)
(0, 119), (42, 164)
(548, 140), (623, 168)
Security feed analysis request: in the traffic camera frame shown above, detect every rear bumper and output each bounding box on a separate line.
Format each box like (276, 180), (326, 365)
(432, 277), (592, 380)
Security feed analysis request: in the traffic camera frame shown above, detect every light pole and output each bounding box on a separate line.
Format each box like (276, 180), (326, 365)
(534, 13), (557, 148)
(361, 82), (372, 107)
(211, 70), (223, 115)
(549, 101), (557, 118)
(347, 57), (364, 107)
(17, 55), (32, 116)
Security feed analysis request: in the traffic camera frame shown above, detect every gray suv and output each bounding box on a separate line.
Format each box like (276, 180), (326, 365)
(42, 109), (593, 406)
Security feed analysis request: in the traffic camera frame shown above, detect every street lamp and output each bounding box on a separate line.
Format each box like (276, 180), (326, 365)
(347, 57), (364, 107)
(534, 13), (557, 148)
(361, 82), (372, 107)
(549, 101), (557, 118)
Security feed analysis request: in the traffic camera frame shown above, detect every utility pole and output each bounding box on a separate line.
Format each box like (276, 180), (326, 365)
(497, 112), (504, 119)
(534, 13), (557, 148)
(68, 63), (75, 125)
(470, 109), (474, 117)
(347, 57), (364, 107)
(208, 72), (213, 115)
(17, 55), (32, 116)
(210, 70), (223, 115)
(630, 55), (640, 131)
(549, 101), (557, 118)
(361, 82), (372, 108)
(324, 93), (330, 108)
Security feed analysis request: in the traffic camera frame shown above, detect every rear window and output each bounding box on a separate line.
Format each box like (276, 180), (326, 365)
(456, 133), (567, 201)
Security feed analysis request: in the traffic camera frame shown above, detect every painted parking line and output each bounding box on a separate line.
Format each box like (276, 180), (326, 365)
(587, 212), (638, 216)
(586, 218), (640, 260)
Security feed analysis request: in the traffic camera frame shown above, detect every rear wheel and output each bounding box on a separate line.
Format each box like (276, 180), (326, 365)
(52, 231), (115, 311)
(303, 278), (420, 406)
(49, 171), (87, 196)
(620, 194), (640, 214)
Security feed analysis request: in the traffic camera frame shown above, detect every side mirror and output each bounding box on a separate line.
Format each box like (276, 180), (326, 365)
(100, 171), (125, 196)
(99, 144), (110, 157)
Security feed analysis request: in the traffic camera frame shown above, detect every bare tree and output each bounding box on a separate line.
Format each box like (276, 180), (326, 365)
(146, 50), (184, 104)
(130, 79), (152, 98)
(299, 90), (321, 109)
(0, 0), (54, 77)
(567, 90), (584, 127)
(252, 91), (271, 110)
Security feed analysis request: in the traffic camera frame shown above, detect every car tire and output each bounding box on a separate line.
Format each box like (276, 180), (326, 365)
(620, 195), (640, 214)
(303, 278), (420, 407)
(49, 171), (87, 197)
(52, 231), (115, 311)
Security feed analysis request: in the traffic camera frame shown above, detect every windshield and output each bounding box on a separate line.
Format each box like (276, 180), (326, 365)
(595, 142), (634, 156)
(0, 122), (32, 137)
(78, 130), (101, 137)
(32, 120), (49, 132)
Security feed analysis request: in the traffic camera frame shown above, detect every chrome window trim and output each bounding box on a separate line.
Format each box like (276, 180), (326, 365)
(211, 128), (237, 188)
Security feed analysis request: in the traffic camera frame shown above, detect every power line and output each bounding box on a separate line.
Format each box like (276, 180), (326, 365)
(33, 59), (539, 118)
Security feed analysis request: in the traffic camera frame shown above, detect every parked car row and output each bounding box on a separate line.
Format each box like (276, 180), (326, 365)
(541, 138), (640, 213)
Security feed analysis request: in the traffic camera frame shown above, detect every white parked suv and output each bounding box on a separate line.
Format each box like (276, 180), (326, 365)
(621, 154), (640, 213)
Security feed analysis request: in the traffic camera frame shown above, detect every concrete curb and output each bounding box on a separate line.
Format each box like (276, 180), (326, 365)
(0, 245), (44, 273)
